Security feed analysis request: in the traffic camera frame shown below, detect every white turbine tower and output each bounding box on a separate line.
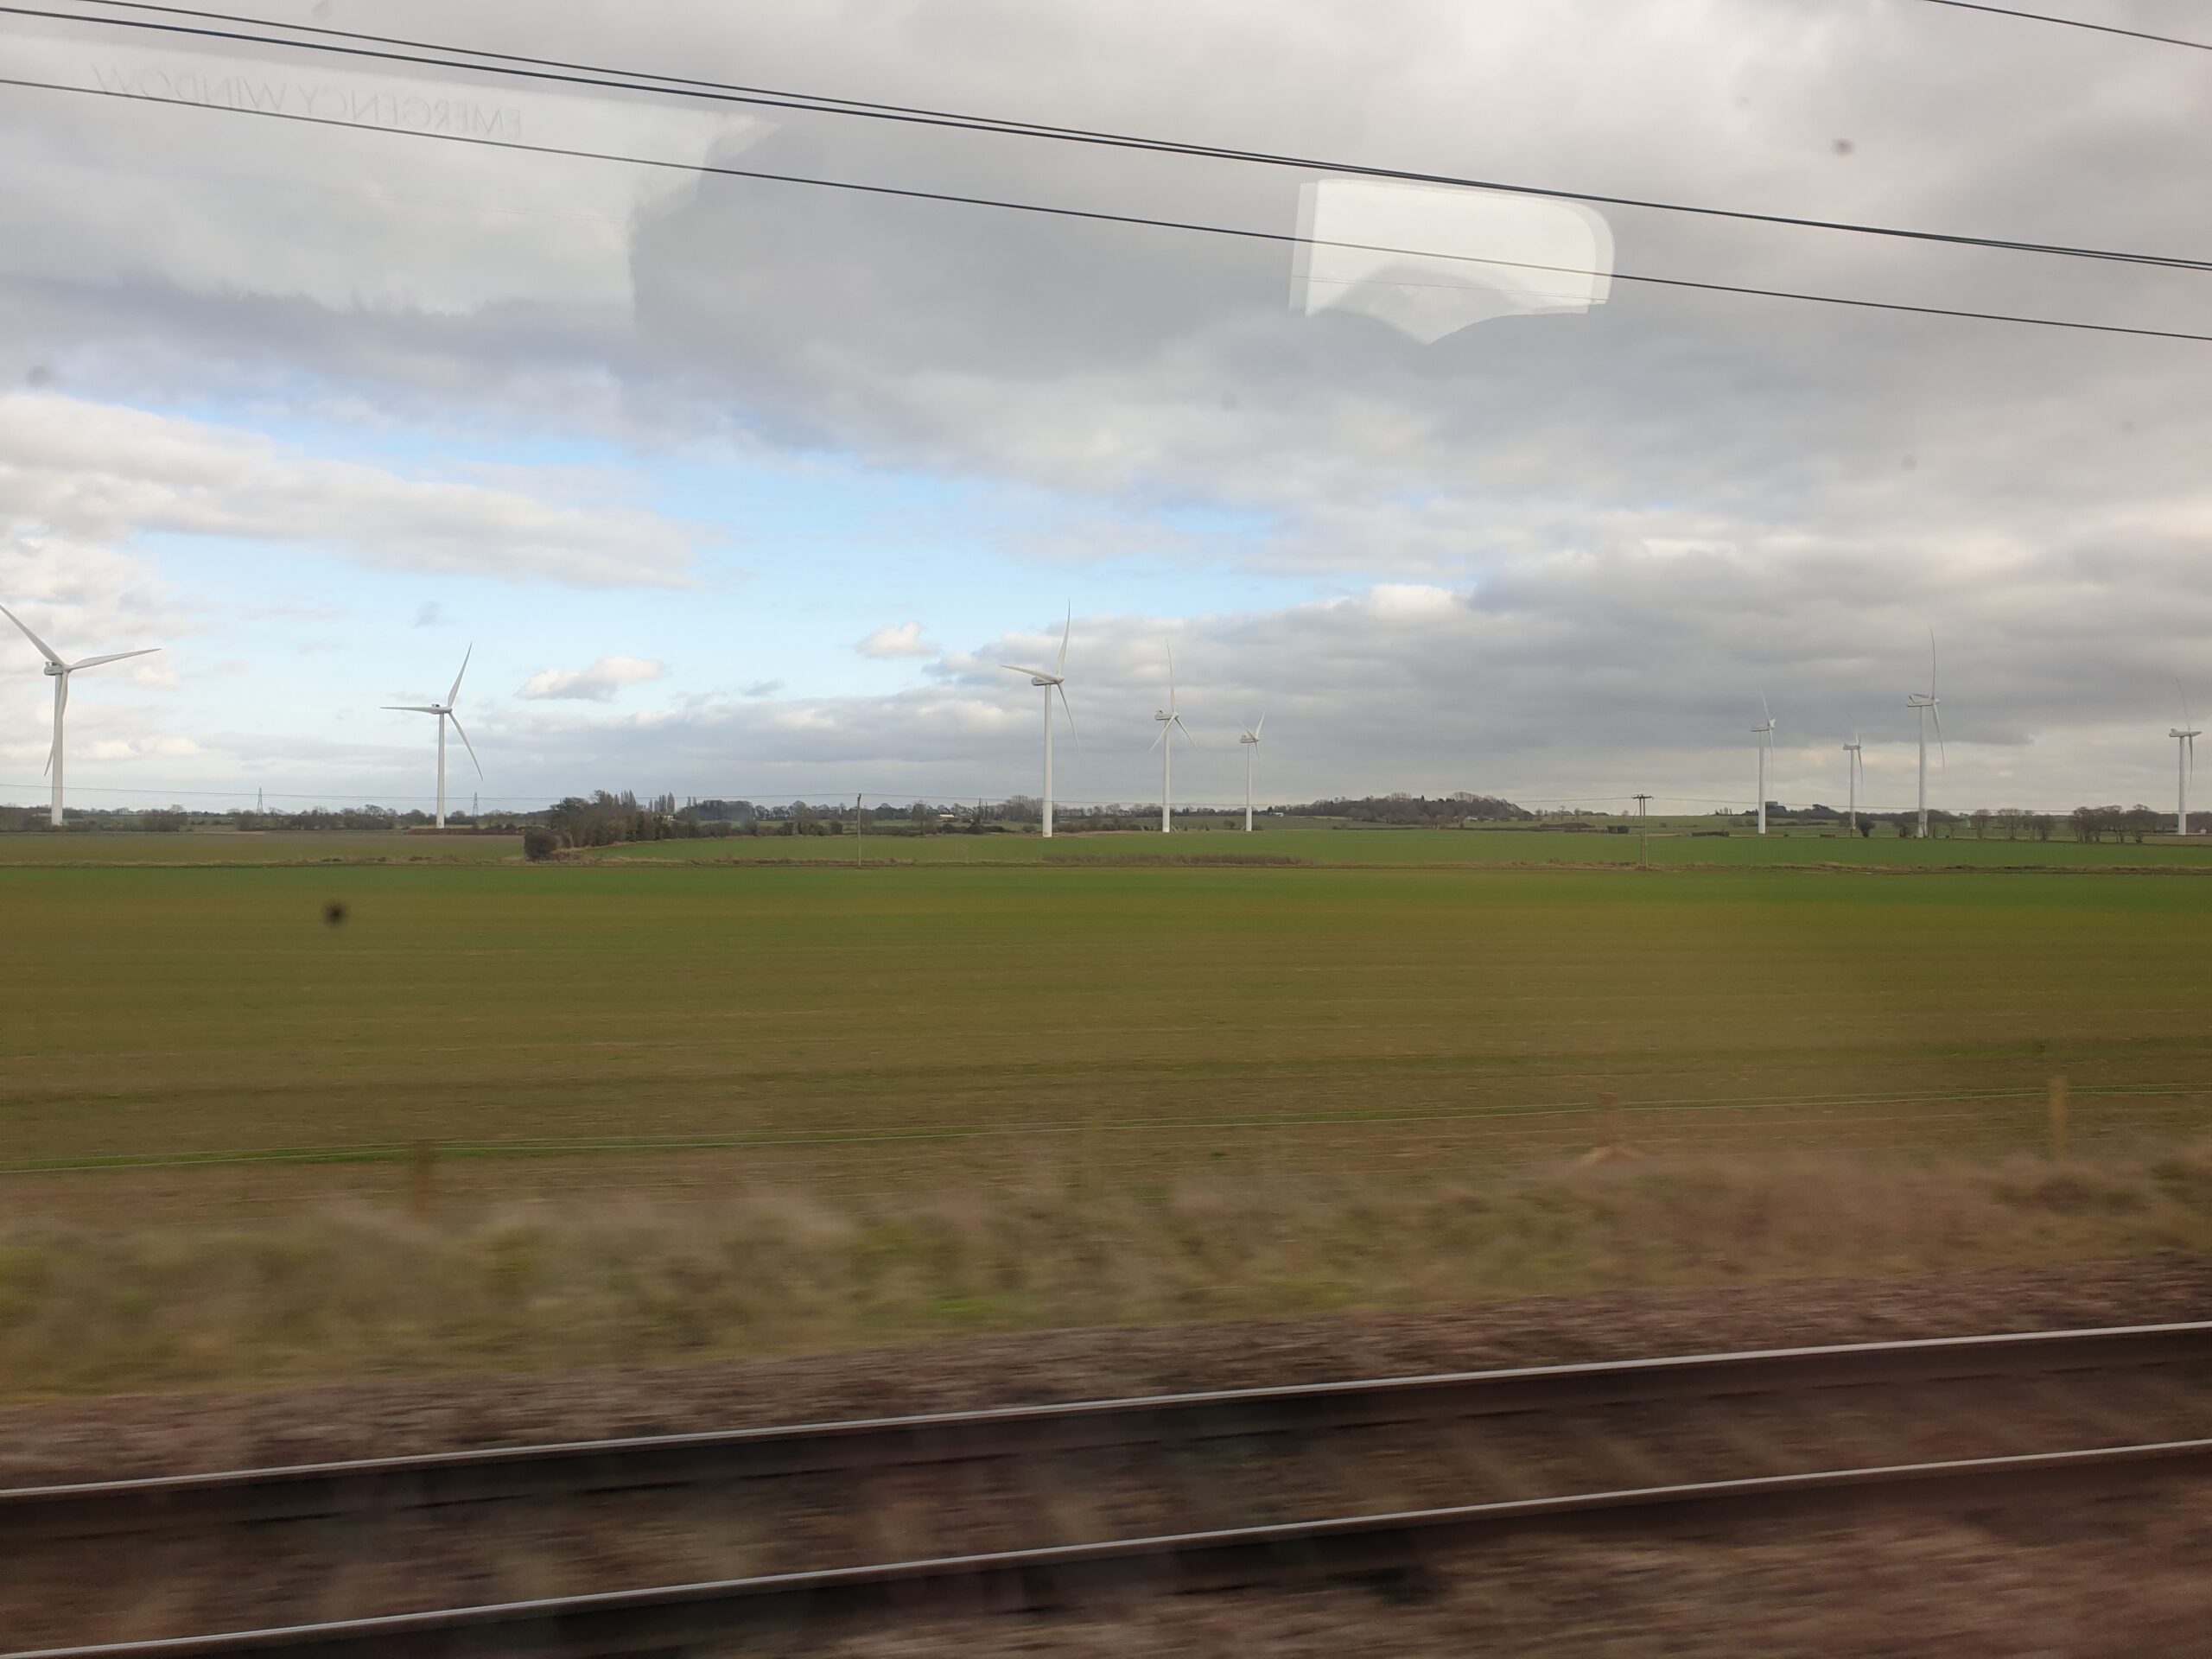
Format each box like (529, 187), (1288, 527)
(2172, 683), (2200, 837)
(385, 646), (481, 829)
(1237, 713), (1265, 832)
(1906, 632), (1944, 839)
(3, 603), (161, 828)
(1150, 646), (1195, 833)
(1842, 728), (1864, 838)
(1000, 607), (1075, 838)
(1750, 693), (1777, 836)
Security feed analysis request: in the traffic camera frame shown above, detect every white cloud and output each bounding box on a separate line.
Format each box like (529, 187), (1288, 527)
(517, 655), (667, 702)
(855, 621), (936, 659)
(0, 396), (702, 588)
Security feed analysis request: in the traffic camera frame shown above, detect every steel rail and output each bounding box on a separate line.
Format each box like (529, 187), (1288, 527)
(13, 1437), (2212, 1658)
(5, 1322), (2207, 1541)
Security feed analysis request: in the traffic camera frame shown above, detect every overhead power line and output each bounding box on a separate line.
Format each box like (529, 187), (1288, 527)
(1910, 0), (2212, 54)
(5, 73), (2211, 346)
(23, 0), (2212, 274)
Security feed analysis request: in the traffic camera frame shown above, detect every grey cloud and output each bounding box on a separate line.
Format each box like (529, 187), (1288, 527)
(3, 0), (2209, 805)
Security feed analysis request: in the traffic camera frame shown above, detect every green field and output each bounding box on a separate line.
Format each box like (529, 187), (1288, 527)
(5, 826), (2206, 871)
(581, 827), (2212, 870)
(0, 831), (520, 865)
(4, 854), (2209, 1393)
(4, 859), (2208, 1216)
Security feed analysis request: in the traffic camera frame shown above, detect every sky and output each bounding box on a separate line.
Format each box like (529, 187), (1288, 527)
(2, 0), (2209, 818)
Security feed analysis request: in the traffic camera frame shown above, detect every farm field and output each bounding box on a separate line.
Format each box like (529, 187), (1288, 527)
(581, 827), (2212, 869)
(3, 856), (2209, 1391)
(0, 831), (521, 865)
(6, 827), (2208, 869)
(5, 860), (2209, 1198)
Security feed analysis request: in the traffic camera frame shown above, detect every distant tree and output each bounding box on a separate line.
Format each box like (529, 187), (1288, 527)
(522, 825), (562, 861)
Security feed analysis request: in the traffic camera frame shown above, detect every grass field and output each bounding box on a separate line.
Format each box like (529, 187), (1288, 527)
(3, 854), (2209, 1392)
(0, 831), (520, 865)
(581, 827), (2212, 869)
(7, 827), (2210, 869)
(4, 860), (2209, 1202)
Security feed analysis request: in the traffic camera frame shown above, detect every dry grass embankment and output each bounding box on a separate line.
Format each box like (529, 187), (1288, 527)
(3, 1148), (2206, 1399)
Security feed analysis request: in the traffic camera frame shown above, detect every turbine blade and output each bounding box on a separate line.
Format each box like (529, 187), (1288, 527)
(1056, 604), (1071, 676)
(447, 711), (484, 778)
(1175, 714), (1198, 747)
(384, 704), (442, 713)
(67, 648), (160, 671)
(1056, 681), (1078, 748)
(1255, 712), (1265, 740)
(1760, 686), (1770, 723)
(2182, 676), (2193, 728)
(1166, 644), (1176, 712)
(1147, 721), (1166, 753)
(1932, 706), (1947, 767)
(1000, 664), (1053, 680)
(448, 644), (474, 708)
(1, 603), (64, 666)
(1928, 627), (1937, 699)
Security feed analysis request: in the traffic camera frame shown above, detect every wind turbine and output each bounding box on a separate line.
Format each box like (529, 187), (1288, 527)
(2, 602), (161, 828)
(1000, 607), (1076, 838)
(1149, 645), (1195, 833)
(1842, 728), (1864, 838)
(1906, 632), (1943, 839)
(2172, 682), (2200, 837)
(385, 645), (480, 829)
(1237, 713), (1265, 832)
(1750, 693), (1776, 836)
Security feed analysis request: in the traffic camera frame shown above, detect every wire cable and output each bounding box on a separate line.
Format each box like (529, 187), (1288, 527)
(4, 73), (2209, 345)
(22, 0), (2212, 274)
(1910, 0), (2212, 53)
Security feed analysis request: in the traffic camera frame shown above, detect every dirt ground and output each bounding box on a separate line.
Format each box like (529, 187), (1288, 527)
(5, 1256), (2209, 1652)
(5, 1255), (2204, 1487)
(765, 1489), (2212, 1658)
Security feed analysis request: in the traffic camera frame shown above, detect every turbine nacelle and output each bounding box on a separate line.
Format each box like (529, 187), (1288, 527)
(41, 660), (63, 678)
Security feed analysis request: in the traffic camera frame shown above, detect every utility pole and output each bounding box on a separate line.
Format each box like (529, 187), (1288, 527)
(855, 791), (863, 868)
(1634, 793), (1651, 870)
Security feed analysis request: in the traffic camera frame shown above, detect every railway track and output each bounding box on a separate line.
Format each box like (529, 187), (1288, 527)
(10, 1322), (2210, 1657)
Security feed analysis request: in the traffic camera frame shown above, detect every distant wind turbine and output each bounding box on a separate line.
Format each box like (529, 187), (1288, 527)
(1842, 728), (1864, 838)
(1237, 713), (1266, 832)
(1000, 607), (1076, 838)
(1906, 632), (1944, 839)
(385, 646), (480, 829)
(1751, 692), (1777, 836)
(2172, 681), (2200, 837)
(2, 602), (161, 828)
(1150, 646), (1196, 833)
